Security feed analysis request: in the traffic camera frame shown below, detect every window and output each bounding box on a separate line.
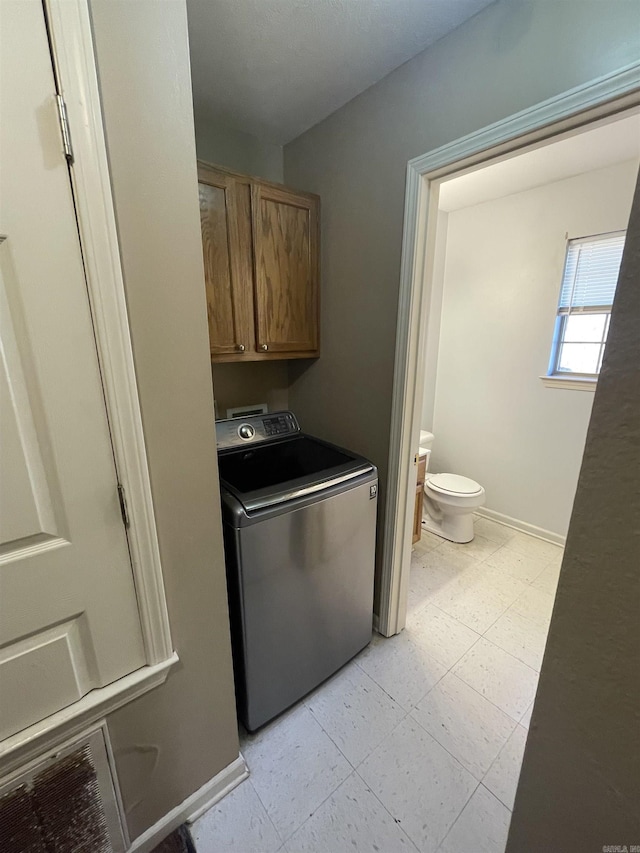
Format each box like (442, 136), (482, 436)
(548, 231), (625, 381)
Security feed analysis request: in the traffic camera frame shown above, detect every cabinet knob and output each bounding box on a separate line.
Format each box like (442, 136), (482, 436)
(236, 344), (245, 352)
(260, 344), (268, 351)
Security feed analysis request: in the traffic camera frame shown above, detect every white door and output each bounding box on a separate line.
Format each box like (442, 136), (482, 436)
(0, 0), (146, 741)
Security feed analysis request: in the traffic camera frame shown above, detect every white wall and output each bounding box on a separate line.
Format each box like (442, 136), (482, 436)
(428, 159), (638, 537)
(422, 209), (449, 430)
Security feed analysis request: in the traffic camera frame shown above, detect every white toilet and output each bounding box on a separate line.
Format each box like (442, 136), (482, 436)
(419, 430), (485, 544)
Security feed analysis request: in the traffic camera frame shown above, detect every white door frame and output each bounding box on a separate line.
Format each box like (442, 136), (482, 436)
(0, 0), (177, 772)
(44, 0), (173, 665)
(377, 61), (640, 638)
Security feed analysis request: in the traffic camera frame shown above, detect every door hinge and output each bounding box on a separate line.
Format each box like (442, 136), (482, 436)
(117, 483), (130, 529)
(55, 94), (74, 164)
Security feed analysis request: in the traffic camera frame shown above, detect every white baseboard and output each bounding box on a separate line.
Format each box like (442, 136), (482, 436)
(186, 754), (249, 825)
(127, 753), (249, 853)
(475, 507), (566, 546)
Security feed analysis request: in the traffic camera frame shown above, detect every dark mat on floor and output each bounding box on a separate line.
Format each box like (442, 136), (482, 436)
(150, 824), (196, 853)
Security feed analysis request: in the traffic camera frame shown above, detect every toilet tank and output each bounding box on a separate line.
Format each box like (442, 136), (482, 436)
(419, 430), (434, 450)
(419, 430), (434, 473)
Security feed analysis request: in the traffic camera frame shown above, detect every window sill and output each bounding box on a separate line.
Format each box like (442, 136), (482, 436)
(540, 375), (597, 391)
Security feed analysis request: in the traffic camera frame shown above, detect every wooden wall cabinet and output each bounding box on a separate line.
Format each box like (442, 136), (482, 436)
(198, 162), (320, 362)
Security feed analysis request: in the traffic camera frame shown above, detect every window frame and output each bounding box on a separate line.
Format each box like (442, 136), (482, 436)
(545, 230), (625, 387)
(548, 307), (611, 381)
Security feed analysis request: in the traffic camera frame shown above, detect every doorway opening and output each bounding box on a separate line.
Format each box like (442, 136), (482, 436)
(379, 81), (640, 640)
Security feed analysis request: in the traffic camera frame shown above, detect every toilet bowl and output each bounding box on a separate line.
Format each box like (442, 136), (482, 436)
(419, 431), (485, 544)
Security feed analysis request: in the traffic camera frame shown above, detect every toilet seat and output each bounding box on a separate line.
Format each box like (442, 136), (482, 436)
(426, 473), (483, 497)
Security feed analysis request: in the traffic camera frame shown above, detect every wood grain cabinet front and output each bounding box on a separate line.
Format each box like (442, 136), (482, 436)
(197, 162), (320, 362)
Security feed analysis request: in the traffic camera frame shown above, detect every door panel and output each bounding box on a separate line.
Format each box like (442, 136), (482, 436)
(0, 0), (145, 740)
(0, 617), (93, 740)
(252, 184), (319, 355)
(0, 252), (63, 553)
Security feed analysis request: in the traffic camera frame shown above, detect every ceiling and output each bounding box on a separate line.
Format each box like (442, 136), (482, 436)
(187, 0), (496, 145)
(438, 112), (640, 212)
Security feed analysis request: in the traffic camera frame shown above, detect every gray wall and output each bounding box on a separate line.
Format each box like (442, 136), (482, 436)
(429, 160), (637, 538)
(211, 361), (290, 419)
(195, 117), (284, 184)
(90, 0), (239, 841)
(284, 0), (640, 606)
(507, 171), (640, 852)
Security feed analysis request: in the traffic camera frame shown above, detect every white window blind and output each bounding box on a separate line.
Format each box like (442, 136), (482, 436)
(547, 230), (626, 381)
(559, 231), (626, 312)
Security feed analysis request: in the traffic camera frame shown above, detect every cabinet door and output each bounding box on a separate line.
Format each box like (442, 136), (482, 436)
(198, 167), (254, 357)
(251, 183), (319, 356)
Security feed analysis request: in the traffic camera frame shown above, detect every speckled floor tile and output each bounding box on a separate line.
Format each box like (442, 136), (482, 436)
(484, 606), (550, 671)
(438, 784), (511, 853)
(453, 639), (538, 721)
(542, 548), (565, 570)
(356, 630), (447, 711)
(406, 604), (481, 669)
(531, 560), (562, 595)
(473, 517), (517, 545)
(429, 564), (526, 634)
(482, 547), (549, 584)
(242, 705), (351, 841)
(502, 532), (563, 564)
(359, 717), (477, 853)
(419, 543), (479, 574)
(429, 578), (514, 634)
(411, 673), (517, 779)
(439, 534), (502, 562)
(483, 724), (529, 810)
(286, 772), (418, 853)
(190, 779), (282, 853)
(414, 530), (444, 553)
(509, 586), (556, 629)
(305, 662), (404, 767)
(520, 700), (535, 728)
(407, 556), (460, 616)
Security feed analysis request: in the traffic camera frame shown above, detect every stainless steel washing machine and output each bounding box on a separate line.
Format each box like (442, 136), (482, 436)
(216, 411), (378, 731)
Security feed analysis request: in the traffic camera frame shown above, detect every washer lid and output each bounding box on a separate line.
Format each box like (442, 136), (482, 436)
(427, 473), (483, 496)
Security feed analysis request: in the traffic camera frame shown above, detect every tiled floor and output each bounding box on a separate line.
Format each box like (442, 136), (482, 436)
(191, 517), (562, 853)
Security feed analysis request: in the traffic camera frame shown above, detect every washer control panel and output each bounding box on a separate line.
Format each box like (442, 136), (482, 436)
(217, 410), (300, 450)
(263, 413), (297, 437)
